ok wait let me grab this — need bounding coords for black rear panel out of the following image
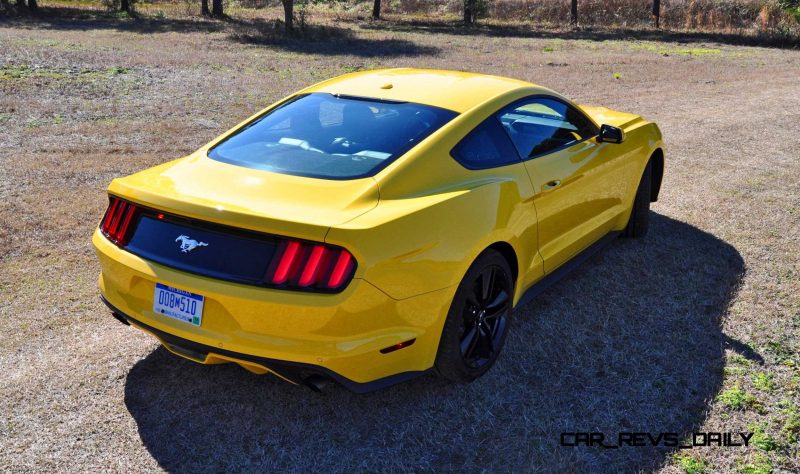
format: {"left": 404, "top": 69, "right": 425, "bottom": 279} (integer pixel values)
{"left": 124, "top": 211, "right": 279, "bottom": 286}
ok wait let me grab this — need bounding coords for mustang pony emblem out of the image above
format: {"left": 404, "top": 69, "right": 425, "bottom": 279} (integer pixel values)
{"left": 175, "top": 235, "right": 208, "bottom": 253}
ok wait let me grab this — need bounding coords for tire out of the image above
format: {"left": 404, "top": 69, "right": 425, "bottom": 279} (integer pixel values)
{"left": 622, "top": 160, "right": 653, "bottom": 238}
{"left": 435, "top": 249, "right": 514, "bottom": 383}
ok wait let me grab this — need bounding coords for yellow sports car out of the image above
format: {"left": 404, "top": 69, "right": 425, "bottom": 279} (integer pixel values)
{"left": 94, "top": 69, "right": 664, "bottom": 392}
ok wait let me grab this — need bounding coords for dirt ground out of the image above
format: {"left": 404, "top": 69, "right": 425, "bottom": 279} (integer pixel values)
{"left": 1, "top": 7, "right": 799, "bottom": 473}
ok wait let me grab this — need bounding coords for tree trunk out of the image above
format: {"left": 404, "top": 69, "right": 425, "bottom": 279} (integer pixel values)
{"left": 120, "top": 0, "right": 130, "bottom": 12}
{"left": 570, "top": 0, "right": 578, "bottom": 26}
{"left": 15, "top": 0, "right": 25, "bottom": 8}
{"left": 201, "top": 0, "right": 209, "bottom": 16}
{"left": 652, "top": 0, "right": 661, "bottom": 28}
{"left": 372, "top": 0, "right": 380, "bottom": 19}
{"left": 282, "top": 0, "right": 293, "bottom": 35}
{"left": 464, "top": 0, "right": 474, "bottom": 25}
{"left": 27, "top": 0, "right": 35, "bottom": 10}
{"left": 212, "top": 0, "right": 223, "bottom": 17}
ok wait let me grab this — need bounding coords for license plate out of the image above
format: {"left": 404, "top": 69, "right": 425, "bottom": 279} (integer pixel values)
{"left": 153, "top": 283, "right": 204, "bottom": 326}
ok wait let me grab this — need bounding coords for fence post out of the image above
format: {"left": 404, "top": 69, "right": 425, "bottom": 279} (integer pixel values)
{"left": 653, "top": 0, "right": 661, "bottom": 28}
{"left": 571, "top": 0, "right": 578, "bottom": 26}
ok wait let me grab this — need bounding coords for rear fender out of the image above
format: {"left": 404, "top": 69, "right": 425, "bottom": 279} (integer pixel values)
{"left": 325, "top": 179, "right": 538, "bottom": 302}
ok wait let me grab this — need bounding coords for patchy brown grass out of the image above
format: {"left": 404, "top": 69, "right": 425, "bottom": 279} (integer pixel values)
{"left": 1, "top": 6, "right": 799, "bottom": 473}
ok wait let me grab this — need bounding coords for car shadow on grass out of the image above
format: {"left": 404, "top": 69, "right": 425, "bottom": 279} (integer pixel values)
{"left": 124, "top": 212, "right": 746, "bottom": 472}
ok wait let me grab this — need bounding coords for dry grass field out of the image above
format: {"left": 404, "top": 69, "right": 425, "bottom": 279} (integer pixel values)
{"left": 1, "top": 6, "right": 799, "bottom": 473}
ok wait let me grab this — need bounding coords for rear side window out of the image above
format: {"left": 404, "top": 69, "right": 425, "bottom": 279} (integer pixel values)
{"left": 497, "top": 97, "right": 598, "bottom": 159}
{"left": 208, "top": 93, "right": 457, "bottom": 180}
{"left": 451, "top": 117, "right": 520, "bottom": 169}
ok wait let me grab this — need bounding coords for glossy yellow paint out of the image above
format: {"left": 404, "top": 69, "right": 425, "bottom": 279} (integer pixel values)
{"left": 94, "top": 68, "right": 664, "bottom": 388}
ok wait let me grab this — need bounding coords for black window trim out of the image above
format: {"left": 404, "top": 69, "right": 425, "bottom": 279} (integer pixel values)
{"left": 448, "top": 114, "right": 523, "bottom": 171}
{"left": 450, "top": 94, "right": 601, "bottom": 171}
{"left": 499, "top": 94, "right": 600, "bottom": 161}
{"left": 206, "top": 92, "right": 460, "bottom": 181}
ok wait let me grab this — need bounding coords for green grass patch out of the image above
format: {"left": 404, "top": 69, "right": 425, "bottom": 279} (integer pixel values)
{"left": 737, "top": 453, "right": 772, "bottom": 474}
{"left": 674, "top": 452, "right": 709, "bottom": 474}
{"left": 106, "top": 66, "right": 129, "bottom": 75}
{"left": 612, "top": 72, "right": 622, "bottom": 80}
{"left": 725, "top": 366, "right": 746, "bottom": 377}
{"left": 718, "top": 386, "right": 760, "bottom": 411}
{"left": 0, "top": 65, "right": 34, "bottom": 80}
{"left": 542, "top": 46, "right": 554, "bottom": 53}
{"left": 764, "top": 339, "right": 795, "bottom": 364}
{"left": 678, "top": 47, "right": 723, "bottom": 56}
{"left": 0, "top": 64, "right": 127, "bottom": 82}
{"left": 749, "top": 423, "right": 780, "bottom": 452}
{"left": 781, "top": 403, "right": 800, "bottom": 444}
{"left": 730, "top": 353, "right": 754, "bottom": 366}
{"left": 630, "top": 43, "right": 722, "bottom": 57}
{"left": 752, "top": 372, "right": 775, "bottom": 392}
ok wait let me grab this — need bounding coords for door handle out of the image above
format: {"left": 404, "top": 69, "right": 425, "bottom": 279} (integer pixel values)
{"left": 543, "top": 180, "right": 561, "bottom": 190}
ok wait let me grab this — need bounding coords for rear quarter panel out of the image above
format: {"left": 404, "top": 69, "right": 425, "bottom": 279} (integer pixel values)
{"left": 326, "top": 174, "right": 540, "bottom": 301}
{"left": 325, "top": 88, "right": 549, "bottom": 303}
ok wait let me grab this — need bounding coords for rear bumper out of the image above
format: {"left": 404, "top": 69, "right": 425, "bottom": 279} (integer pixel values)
{"left": 100, "top": 297, "right": 428, "bottom": 393}
{"left": 93, "top": 229, "right": 455, "bottom": 392}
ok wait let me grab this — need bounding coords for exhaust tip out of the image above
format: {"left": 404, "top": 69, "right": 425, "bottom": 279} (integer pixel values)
{"left": 303, "top": 374, "right": 332, "bottom": 393}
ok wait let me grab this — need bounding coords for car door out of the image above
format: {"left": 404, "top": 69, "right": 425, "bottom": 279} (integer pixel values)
{"left": 497, "top": 96, "right": 628, "bottom": 274}
{"left": 450, "top": 113, "right": 545, "bottom": 290}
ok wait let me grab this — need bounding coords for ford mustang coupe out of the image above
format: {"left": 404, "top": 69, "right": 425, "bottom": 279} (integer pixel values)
{"left": 94, "top": 69, "right": 664, "bottom": 392}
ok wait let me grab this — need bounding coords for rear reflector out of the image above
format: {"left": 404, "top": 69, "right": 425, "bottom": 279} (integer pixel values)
{"left": 380, "top": 338, "right": 416, "bottom": 354}
{"left": 100, "top": 197, "right": 140, "bottom": 245}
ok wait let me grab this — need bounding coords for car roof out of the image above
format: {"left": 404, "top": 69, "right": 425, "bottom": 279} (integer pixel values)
{"left": 303, "top": 68, "right": 541, "bottom": 113}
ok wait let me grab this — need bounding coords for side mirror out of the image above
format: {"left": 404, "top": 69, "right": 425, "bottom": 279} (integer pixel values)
{"left": 597, "top": 124, "right": 625, "bottom": 144}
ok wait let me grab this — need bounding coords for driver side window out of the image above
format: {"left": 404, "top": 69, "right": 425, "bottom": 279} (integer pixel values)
{"left": 497, "top": 98, "right": 598, "bottom": 159}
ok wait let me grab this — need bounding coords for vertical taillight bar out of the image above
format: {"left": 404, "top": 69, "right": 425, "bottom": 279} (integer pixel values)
{"left": 265, "top": 240, "right": 355, "bottom": 291}
{"left": 100, "top": 197, "right": 139, "bottom": 246}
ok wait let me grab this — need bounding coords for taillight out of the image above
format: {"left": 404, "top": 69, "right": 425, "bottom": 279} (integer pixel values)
{"left": 100, "top": 196, "right": 140, "bottom": 246}
{"left": 265, "top": 240, "right": 356, "bottom": 291}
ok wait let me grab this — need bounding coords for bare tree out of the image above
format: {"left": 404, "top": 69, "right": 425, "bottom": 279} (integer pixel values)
{"left": 570, "top": 0, "right": 578, "bottom": 26}
{"left": 653, "top": 0, "right": 661, "bottom": 28}
{"left": 464, "top": 0, "right": 476, "bottom": 25}
{"left": 282, "top": 0, "right": 293, "bottom": 34}
{"left": 372, "top": 0, "right": 380, "bottom": 19}
{"left": 212, "top": 0, "right": 223, "bottom": 17}
{"left": 201, "top": 0, "right": 209, "bottom": 16}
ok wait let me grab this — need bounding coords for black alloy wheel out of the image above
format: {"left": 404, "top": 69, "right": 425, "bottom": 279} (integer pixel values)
{"left": 435, "top": 249, "right": 514, "bottom": 382}
{"left": 460, "top": 265, "right": 511, "bottom": 369}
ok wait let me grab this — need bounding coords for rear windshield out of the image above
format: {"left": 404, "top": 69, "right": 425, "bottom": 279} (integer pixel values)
{"left": 208, "top": 93, "right": 458, "bottom": 179}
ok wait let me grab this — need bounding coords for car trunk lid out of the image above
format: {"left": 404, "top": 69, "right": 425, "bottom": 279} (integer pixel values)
{"left": 108, "top": 153, "right": 380, "bottom": 242}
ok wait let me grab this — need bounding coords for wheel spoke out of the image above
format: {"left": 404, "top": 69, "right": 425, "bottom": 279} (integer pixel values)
{"left": 492, "top": 318, "right": 506, "bottom": 343}
{"left": 456, "top": 260, "right": 512, "bottom": 369}
{"left": 481, "top": 318, "right": 496, "bottom": 338}
{"left": 480, "top": 267, "right": 495, "bottom": 303}
{"left": 485, "top": 289, "right": 509, "bottom": 313}
{"left": 479, "top": 323, "right": 494, "bottom": 355}
{"left": 460, "top": 325, "right": 480, "bottom": 359}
